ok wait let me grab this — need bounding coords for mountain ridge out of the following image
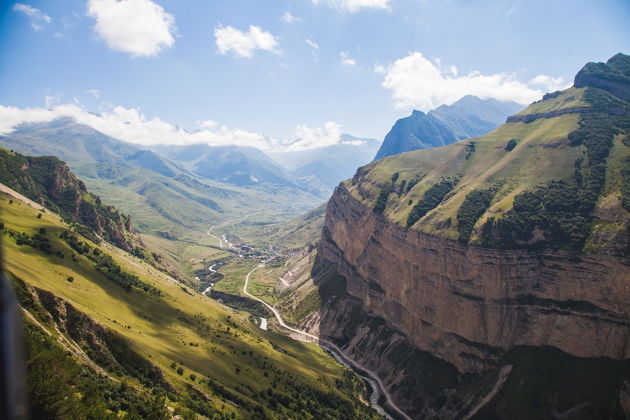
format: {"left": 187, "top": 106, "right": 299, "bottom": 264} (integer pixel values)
{"left": 373, "top": 96, "right": 523, "bottom": 160}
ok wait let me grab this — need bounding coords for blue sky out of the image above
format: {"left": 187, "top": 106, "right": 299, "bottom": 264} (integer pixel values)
{"left": 0, "top": 0, "right": 629, "bottom": 150}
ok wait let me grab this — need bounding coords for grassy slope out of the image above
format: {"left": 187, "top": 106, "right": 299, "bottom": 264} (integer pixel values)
{"left": 1, "top": 193, "right": 375, "bottom": 419}
{"left": 346, "top": 87, "right": 628, "bottom": 245}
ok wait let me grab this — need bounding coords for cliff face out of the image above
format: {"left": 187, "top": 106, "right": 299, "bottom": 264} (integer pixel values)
{"left": 319, "top": 184, "right": 630, "bottom": 374}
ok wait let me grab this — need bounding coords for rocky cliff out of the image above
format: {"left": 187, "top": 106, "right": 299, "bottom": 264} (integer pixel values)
{"left": 321, "top": 184, "right": 630, "bottom": 373}
{"left": 284, "top": 54, "right": 630, "bottom": 418}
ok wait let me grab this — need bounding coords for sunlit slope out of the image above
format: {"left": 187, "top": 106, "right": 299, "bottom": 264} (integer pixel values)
{"left": 343, "top": 58, "right": 630, "bottom": 252}
{"left": 1, "top": 193, "right": 376, "bottom": 419}
{"left": 348, "top": 111, "right": 581, "bottom": 238}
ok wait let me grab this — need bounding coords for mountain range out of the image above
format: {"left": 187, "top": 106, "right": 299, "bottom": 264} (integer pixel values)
{"left": 373, "top": 95, "right": 523, "bottom": 160}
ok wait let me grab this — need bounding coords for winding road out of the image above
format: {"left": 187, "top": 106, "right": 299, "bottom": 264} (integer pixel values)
{"left": 242, "top": 263, "right": 412, "bottom": 420}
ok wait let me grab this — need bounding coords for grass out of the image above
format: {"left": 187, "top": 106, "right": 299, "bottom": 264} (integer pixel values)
{"left": 1, "top": 192, "right": 375, "bottom": 418}
{"left": 514, "top": 87, "right": 588, "bottom": 115}
{"left": 345, "top": 112, "right": 582, "bottom": 242}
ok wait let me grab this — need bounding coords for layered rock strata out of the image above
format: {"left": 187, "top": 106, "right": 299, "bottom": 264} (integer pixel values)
{"left": 318, "top": 184, "right": 630, "bottom": 374}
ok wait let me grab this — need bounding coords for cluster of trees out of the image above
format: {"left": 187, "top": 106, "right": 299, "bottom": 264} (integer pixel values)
{"left": 4, "top": 227, "right": 54, "bottom": 255}
{"left": 407, "top": 177, "right": 459, "bottom": 228}
{"left": 457, "top": 188, "right": 495, "bottom": 243}
{"left": 60, "top": 231, "right": 160, "bottom": 295}
{"left": 465, "top": 141, "right": 476, "bottom": 159}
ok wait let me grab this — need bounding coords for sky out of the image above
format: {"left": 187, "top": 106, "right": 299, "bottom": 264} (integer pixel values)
{"left": 0, "top": 0, "right": 629, "bottom": 152}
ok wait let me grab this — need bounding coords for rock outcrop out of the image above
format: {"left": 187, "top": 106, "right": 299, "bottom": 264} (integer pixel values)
{"left": 0, "top": 148, "right": 135, "bottom": 250}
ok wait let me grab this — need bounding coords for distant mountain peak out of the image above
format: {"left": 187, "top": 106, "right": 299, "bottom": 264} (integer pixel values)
{"left": 374, "top": 95, "right": 524, "bottom": 161}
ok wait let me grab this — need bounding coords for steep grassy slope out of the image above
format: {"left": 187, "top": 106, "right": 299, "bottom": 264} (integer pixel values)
{"left": 1, "top": 193, "right": 377, "bottom": 419}
{"left": 347, "top": 54, "right": 630, "bottom": 254}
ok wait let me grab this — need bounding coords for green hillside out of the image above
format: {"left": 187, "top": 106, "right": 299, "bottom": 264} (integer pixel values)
{"left": 345, "top": 53, "right": 630, "bottom": 254}
{"left": 1, "top": 193, "right": 377, "bottom": 419}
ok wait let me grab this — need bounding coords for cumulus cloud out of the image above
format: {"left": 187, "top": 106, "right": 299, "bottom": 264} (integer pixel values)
{"left": 86, "top": 0, "right": 175, "bottom": 57}
{"left": 281, "top": 11, "right": 303, "bottom": 23}
{"left": 13, "top": 3, "right": 51, "bottom": 31}
{"left": 340, "top": 51, "right": 357, "bottom": 68}
{"left": 0, "top": 104, "right": 353, "bottom": 153}
{"left": 214, "top": 25, "right": 279, "bottom": 58}
{"left": 312, "top": 0, "right": 391, "bottom": 13}
{"left": 380, "top": 51, "right": 569, "bottom": 110}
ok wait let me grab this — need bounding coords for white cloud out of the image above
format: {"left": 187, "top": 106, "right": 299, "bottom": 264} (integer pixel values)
{"left": 288, "top": 122, "right": 343, "bottom": 151}
{"left": 86, "top": 0, "right": 175, "bottom": 57}
{"left": 380, "top": 51, "right": 569, "bottom": 110}
{"left": 0, "top": 104, "right": 358, "bottom": 153}
{"left": 305, "top": 38, "right": 319, "bottom": 49}
{"left": 281, "top": 11, "right": 303, "bottom": 23}
{"left": 528, "top": 74, "right": 568, "bottom": 92}
{"left": 0, "top": 103, "right": 275, "bottom": 150}
{"left": 13, "top": 3, "right": 51, "bottom": 31}
{"left": 313, "top": 0, "right": 392, "bottom": 12}
{"left": 85, "top": 89, "right": 100, "bottom": 99}
{"left": 214, "top": 25, "right": 279, "bottom": 58}
{"left": 340, "top": 51, "right": 357, "bottom": 68}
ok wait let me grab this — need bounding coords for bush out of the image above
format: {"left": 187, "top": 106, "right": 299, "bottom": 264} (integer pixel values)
{"left": 66, "top": 276, "right": 74, "bottom": 283}
{"left": 373, "top": 188, "right": 391, "bottom": 214}
{"left": 505, "top": 138, "right": 518, "bottom": 151}
{"left": 177, "top": 367, "right": 184, "bottom": 376}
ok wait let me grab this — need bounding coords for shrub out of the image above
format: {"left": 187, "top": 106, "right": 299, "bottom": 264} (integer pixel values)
{"left": 505, "top": 138, "right": 518, "bottom": 151}
{"left": 177, "top": 367, "right": 184, "bottom": 376}
{"left": 66, "top": 276, "right": 74, "bottom": 283}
